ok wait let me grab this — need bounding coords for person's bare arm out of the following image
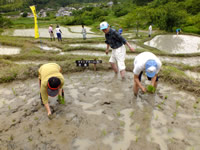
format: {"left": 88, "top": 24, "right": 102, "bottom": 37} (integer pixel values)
{"left": 126, "top": 42, "right": 135, "bottom": 52}
{"left": 134, "top": 74, "right": 146, "bottom": 92}
{"left": 45, "top": 103, "right": 51, "bottom": 116}
{"left": 151, "top": 74, "right": 158, "bottom": 87}
{"left": 106, "top": 44, "right": 110, "bottom": 55}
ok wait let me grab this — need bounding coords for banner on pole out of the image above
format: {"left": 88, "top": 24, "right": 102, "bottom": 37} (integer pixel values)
{"left": 30, "top": 6, "right": 39, "bottom": 38}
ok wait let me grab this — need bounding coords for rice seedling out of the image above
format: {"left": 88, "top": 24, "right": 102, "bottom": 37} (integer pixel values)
{"left": 135, "top": 124, "right": 140, "bottom": 131}
{"left": 176, "top": 100, "right": 180, "bottom": 109}
{"left": 9, "top": 135, "right": 14, "bottom": 141}
{"left": 146, "top": 85, "right": 156, "bottom": 93}
{"left": 12, "top": 88, "right": 16, "bottom": 96}
{"left": 28, "top": 136, "right": 32, "bottom": 142}
{"left": 157, "top": 104, "right": 163, "bottom": 110}
{"left": 117, "top": 112, "right": 121, "bottom": 117}
{"left": 102, "top": 129, "right": 107, "bottom": 136}
{"left": 130, "top": 111, "right": 134, "bottom": 117}
{"left": 135, "top": 135, "right": 139, "bottom": 143}
{"left": 168, "top": 128, "right": 172, "bottom": 133}
{"left": 173, "top": 112, "right": 177, "bottom": 118}
{"left": 155, "top": 114, "right": 158, "bottom": 120}
{"left": 120, "top": 121, "right": 125, "bottom": 127}
{"left": 58, "top": 95, "right": 65, "bottom": 104}
{"left": 193, "top": 103, "right": 197, "bottom": 109}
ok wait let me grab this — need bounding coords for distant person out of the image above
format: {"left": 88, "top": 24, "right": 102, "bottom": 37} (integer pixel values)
{"left": 56, "top": 25, "right": 62, "bottom": 41}
{"left": 148, "top": 25, "right": 152, "bottom": 37}
{"left": 176, "top": 28, "right": 181, "bottom": 35}
{"left": 118, "top": 27, "right": 123, "bottom": 35}
{"left": 38, "top": 63, "right": 65, "bottom": 116}
{"left": 81, "top": 25, "right": 87, "bottom": 40}
{"left": 133, "top": 52, "right": 162, "bottom": 96}
{"left": 100, "top": 21, "right": 135, "bottom": 79}
{"left": 48, "top": 24, "right": 55, "bottom": 41}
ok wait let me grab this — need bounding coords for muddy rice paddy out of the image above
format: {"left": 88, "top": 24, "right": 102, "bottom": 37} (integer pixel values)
{"left": 0, "top": 71, "right": 199, "bottom": 150}
{"left": 144, "top": 35, "right": 200, "bottom": 54}
{"left": 0, "top": 45, "right": 20, "bottom": 55}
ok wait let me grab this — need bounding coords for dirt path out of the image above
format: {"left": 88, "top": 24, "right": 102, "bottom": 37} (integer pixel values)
{"left": 0, "top": 71, "right": 199, "bottom": 150}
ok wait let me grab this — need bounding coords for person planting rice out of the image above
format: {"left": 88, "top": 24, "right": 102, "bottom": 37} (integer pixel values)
{"left": 133, "top": 52, "right": 162, "bottom": 96}
{"left": 100, "top": 21, "right": 135, "bottom": 79}
{"left": 38, "top": 63, "right": 65, "bottom": 117}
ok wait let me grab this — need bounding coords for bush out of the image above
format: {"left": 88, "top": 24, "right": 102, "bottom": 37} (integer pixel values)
{"left": 182, "top": 26, "right": 200, "bottom": 34}
{"left": 113, "top": 5, "right": 129, "bottom": 17}
{"left": 22, "top": 12, "right": 28, "bottom": 17}
{"left": 0, "top": 15, "right": 13, "bottom": 28}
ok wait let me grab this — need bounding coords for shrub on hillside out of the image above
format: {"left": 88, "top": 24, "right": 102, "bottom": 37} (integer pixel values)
{"left": 0, "top": 15, "right": 13, "bottom": 28}
{"left": 22, "top": 12, "right": 28, "bottom": 17}
{"left": 182, "top": 26, "right": 200, "bottom": 34}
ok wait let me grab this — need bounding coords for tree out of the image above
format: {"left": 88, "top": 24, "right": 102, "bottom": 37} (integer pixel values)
{"left": 124, "top": 7, "right": 148, "bottom": 36}
{"left": 0, "top": 14, "right": 12, "bottom": 28}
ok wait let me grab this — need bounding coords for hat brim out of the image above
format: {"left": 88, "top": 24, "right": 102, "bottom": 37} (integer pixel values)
{"left": 146, "top": 71, "right": 156, "bottom": 78}
{"left": 100, "top": 26, "right": 108, "bottom": 30}
{"left": 47, "top": 87, "right": 59, "bottom": 97}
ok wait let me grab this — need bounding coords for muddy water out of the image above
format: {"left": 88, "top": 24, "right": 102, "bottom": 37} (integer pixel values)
{"left": 144, "top": 35, "right": 200, "bottom": 54}
{"left": 0, "top": 45, "right": 20, "bottom": 55}
{"left": 0, "top": 71, "right": 199, "bottom": 150}
{"left": 62, "top": 50, "right": 200, "bottom": 66}
{"left": 185, "top": 70, "right": 200, "bottom": 82}
{"left": 68, "top": 26, "right": 94, "bottom": 34}
{"left": 36, "top": 44, "right": 61, "bottom": 51}
{"left": 3, "top": 26, "right": 103, "bottom": 38}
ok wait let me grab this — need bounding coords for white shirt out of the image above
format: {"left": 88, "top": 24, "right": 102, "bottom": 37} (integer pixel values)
{"left": 149, "top": 25, "right": 152, "bottom": 31}
{"left": 56, "top": 27, "right": 61, "bottom": 33}
{"left": 133, "top": 52, "right": 162, "bottom": 75}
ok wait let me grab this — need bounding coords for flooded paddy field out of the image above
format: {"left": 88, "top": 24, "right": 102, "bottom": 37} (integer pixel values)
{"left": 0, "top": 45, "right": 21, "bottom": 55}
{"left": 144, "top": 35, "right": 200, "bottom": 54}
{"left": 0, "top": 71, "right": 200, "bottom": 150}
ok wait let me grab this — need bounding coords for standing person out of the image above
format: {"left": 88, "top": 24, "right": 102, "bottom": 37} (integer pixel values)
{"left": 133, "top": 52, "right": 162, "bottom": 96}
{"left": 118, "top": 27, "right": 123, "bottom": 35}
{"left": 148, "top": 24, "right": 152, "bottom": 37}
{"left": 38, "top": 63, "right": 65, "bottom": 116}
{"left": 81, "top": 25, "right": 87, "bottom": 40}
{"left": 48, "top": 24, "right": 55, "bottom": 41}
{"left": 100, "top": 21, "right": 135, "bottom": 79}
{"left": 56, "top": 25, "right": 62, "bottom": 41}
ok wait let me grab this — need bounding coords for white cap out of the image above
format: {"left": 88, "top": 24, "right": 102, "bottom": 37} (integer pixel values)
{"left": 100, "top": 22, "right": 109, "bottom": 30}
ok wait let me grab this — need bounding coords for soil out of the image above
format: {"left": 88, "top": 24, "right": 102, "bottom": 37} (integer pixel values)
{"left": 0, "top": 71, "right": 199, "bottom": 150}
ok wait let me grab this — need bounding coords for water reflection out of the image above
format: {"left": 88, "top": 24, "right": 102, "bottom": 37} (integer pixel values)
{"left": 144, "top": 35, "right": 200, "bottom": 54}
